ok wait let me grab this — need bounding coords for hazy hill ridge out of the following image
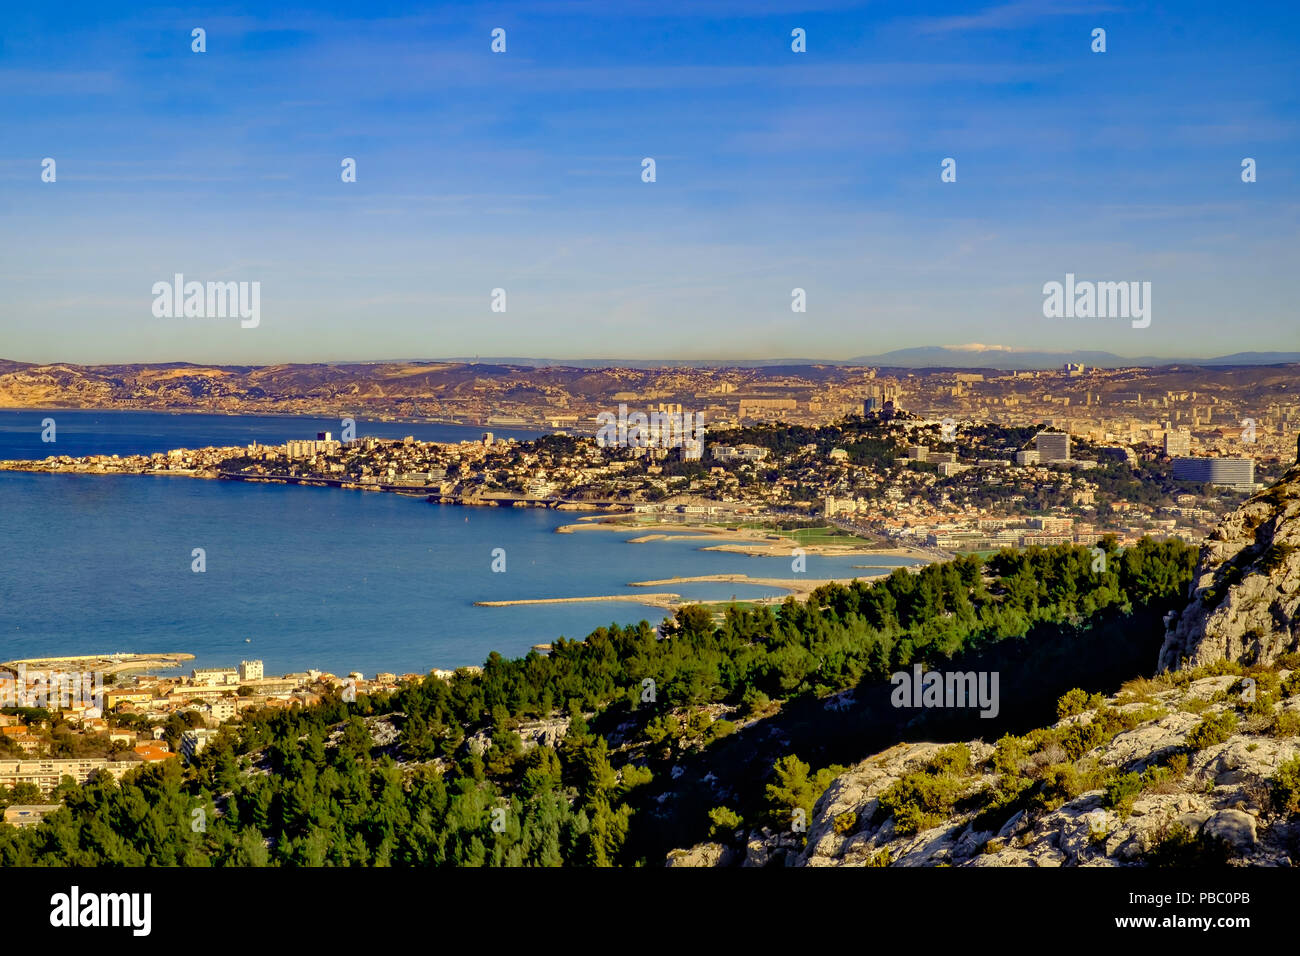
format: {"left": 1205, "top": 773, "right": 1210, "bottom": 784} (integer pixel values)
{"left": 1, "top": 358, "right": 1297, "bottom": 424}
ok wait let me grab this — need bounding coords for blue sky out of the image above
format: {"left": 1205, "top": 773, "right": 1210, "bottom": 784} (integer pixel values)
{"left": 1, "top": 0, "right": 1297, "bottom": 364}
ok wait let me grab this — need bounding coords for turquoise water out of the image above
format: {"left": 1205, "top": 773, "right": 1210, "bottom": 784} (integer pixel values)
{"left": 0, "top": 411, "right": 917, "bottom": 676}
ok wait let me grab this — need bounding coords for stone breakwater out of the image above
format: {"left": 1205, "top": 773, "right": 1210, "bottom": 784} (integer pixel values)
{"left": 475, "top": 593, "right": 681, "bottom": 608}
{"left": 476, "top": 571, "right": 892, "bottom": 614}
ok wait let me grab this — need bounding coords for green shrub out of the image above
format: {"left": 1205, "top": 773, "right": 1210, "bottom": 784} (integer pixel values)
{"left": 764, "top": 754, "right": 844, "bottom": 828}
{"left": 707, "top": 805, "right": 743, "bottom": 840}
{"left": 1057, "top": 687, "right": 1105, "bottom": 719}
{"left": 1059, "top": 706, "right": 1143, "bottom": 760}
{"left": 992, "top": 734, "right": 1032, "bottom": 777}
{"left": 1261, "top": 542, "right": 1297, "bottom": 575}
{"left": 709, "top": 719, "right": 737, "bottom": 740}
{"left": 1060, "top": 721, "right": 1107, "bottom": 761}
{"left": 1038, "top": 762, "right": 1108, "bottom": 811}
{"left": 925, "top": 743, "right": 972, "bottom": 777}
{"left": 1270, "top": 710, "right": 1300, "bottom": 739}
{"left": 969, "top": 775, "right": 1034, "bottom": 834}
{"left": 1147, "top": 823, "right": 1230, "bottom": 867}
{"left": 643, "top": 713, "right": 682, "bottom": 747}
{"left": 742, "top": 687, "right": 771, "bottom": 717}
{"left": 833, "top": 810, "right": 858, "bottom": 835}
{"left": 685, "top": 709, "right": 713, "bottom": 739}
{"left": 1186, "top": 711, "right": 1238, "bottom": 750}
{"left": 878, "top": 772, "right": 963, "bottom": 835}
{"left": 1164, "top": 752, "right": 1189, "bottom": 777}
{"left": 1269, "top": 755, "right": 1300, "bottom": 815}
{"left": 1242, "top": 692, "right": 1277, "bottom": 718}
{"left": 1104, "top": 771, "right": 1144, "bottom": 815}
{"left": 1245, "top": 669, "right": 1282, "bottom": 697}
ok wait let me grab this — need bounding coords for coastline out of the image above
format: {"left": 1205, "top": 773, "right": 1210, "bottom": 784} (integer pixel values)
{"left": 555, "top": 517, "right": 933, "bottom": 560}
{"left": 0, "top": 403, "right": 541, "bottom": 432}
{"left": 1, "top": 424, "right": 938, "bottom": 676}
{"left": 0, "top": 462, "right": 629, "bottom": 511}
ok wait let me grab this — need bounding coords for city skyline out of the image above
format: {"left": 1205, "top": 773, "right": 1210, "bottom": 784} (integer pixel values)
{"left": 3, "top": 0, "right": 1297, "bottom": 365}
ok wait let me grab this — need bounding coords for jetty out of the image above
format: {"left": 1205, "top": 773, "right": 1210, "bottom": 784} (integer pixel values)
{"left": 0, "top": 652, "right": 194, "bottom": 678}
{"left": 475, "top": 593, "right": 680, "bottom": 609}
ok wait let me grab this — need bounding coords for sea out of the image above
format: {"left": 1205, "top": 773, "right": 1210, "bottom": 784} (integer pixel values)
{"left": 0, "top": 409, "right": 918, "bottom": 677}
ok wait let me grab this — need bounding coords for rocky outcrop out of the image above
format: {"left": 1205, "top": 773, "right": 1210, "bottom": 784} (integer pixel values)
{"left": 798, "top": 677, "right": 1298, "bottom": 866}
{"left": 665, "top": 842, "right": 738, "bottom": 867}
{"left": 466, "top": 716, "right": 570, "bottom": 756}
{"left": 671, "top": 673, "right": 1300, "bottom": 867}
{"left": 1159, "top": 468, "right": 1300, "bottom": 671}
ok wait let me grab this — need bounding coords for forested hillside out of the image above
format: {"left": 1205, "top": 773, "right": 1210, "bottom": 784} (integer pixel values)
{"left": 0, "top": 538, "right": 1197, "bottom": 866}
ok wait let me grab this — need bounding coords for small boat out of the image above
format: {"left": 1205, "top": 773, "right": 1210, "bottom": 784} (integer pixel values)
{"left": 244, "top": 638, "right": 251, "bottom": 643}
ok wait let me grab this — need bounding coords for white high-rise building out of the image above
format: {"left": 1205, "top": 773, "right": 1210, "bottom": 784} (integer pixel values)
{"left": 1164, "top": 424, "right": 1191, "bottom": 458}
{"left": 239, "top": 660, "right": 263, "bottom": 682}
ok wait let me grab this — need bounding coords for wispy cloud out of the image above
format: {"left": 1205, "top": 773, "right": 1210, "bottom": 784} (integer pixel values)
{"left": 913, "top": 1, "right": 1121, "bottom": 35}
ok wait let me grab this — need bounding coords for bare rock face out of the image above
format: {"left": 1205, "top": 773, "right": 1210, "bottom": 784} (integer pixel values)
{"left": 1159, "top": 469, "right": 1300, "bottom": 671}
{"left": 772, "top": 675, "right": 1300, "bottom": 868}
{"left": 668, "top": 674, "right": 1300, "bottom": 867}
{"left": 664, "top": 842, "right": 738, "bottom": 867}
{"left": 1202, "top": 809, "right": 1257, "bottom": 851}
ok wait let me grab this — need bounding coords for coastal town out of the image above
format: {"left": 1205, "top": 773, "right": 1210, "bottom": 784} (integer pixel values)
{"left": 0, "top": 652, "right": 466, "bottom": 820}
{"left": 3, "top": 361, "right": 1294, "bottom": 556}
{"left": 1, "top": 359, "right": 1296, "bottom": 446}
{"left": 1, "top": 360, "right": 1296, "bottom": 815}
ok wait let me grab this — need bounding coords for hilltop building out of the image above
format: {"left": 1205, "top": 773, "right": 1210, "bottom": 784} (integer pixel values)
{"left": 711, "top": 444, "right": 769, "bottom": 463}
{"left": 181, "top": 728, "right": 221, "bottom": 763}
{"left": 1035, "top": 432, "right": 1071, "bottom": 463}
{"left": 1173, "top": 457, "right": 1255, "bottom": 491}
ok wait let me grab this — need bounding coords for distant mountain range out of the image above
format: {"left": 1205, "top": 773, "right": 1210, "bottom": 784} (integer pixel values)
{"left": 426, "top": 348, "right": 1300, "bottom": 370}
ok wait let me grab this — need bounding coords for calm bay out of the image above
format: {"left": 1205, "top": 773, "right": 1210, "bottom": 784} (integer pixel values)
{"left": 0, "top": 410, "right": 915, "bottom": 676}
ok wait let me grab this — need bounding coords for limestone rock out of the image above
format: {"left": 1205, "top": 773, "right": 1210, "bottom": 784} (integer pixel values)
{"left": 1159, "top": 469, "right": 1300, "bottom": 670}
{"left": 665, "top": 842, "right": 738, "bottom": 867}
{"left": 785, "top": 677, "right": 1299, "bottom": 868}
{"left": 1202, "top": 809, "right": 1257, "bottom": 851}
